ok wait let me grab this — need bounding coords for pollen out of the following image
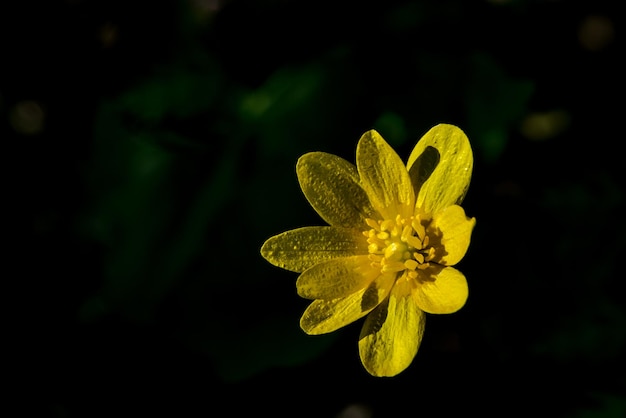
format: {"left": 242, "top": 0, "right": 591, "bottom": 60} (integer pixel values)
{"left": 365, "top": 215, "right": 435, "bottom": 282}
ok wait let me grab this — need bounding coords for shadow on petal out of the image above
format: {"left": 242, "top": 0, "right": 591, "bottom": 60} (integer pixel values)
{"left": 408, "top": 145, "right": 440, "bottom": 197}
{"left": 359, "top": 297, "right": 389, "bottom": 339}
{"left": 362, "top": 280, "right": 383, "bottom": 311}
{"left": 424, "top": 222, "right": 449, "bottom": 265}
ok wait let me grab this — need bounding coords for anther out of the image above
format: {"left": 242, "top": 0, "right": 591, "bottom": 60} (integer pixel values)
{"left": 365, "top": 218, "right": 380, "bottom": 231}
{"left": 381, "top": 220, "right": 395, "bottom": 232}
{"left": 401, "top": 225, "right": 412, "bottom": 242}
{"left": 411, "top": 219, "right": 425, "bottom": 239}
{"left": 425, "top": 247, "right": 436, "bottom": 261}
{"left": 381, "top": 261, "right": 406, "bottom": 273}
{"left": 364, "top": 214, "right": 437, "bottom": 277}
{"left": 404, "top": 259, "right": 418, "bottom": 270}
{"left": 406, "top": 235, "right": 423, "bottom": 250}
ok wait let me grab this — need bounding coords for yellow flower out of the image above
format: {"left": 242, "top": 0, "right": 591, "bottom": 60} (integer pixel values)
{"left": 260, "top": 124, "right": 476, "bottom": 377}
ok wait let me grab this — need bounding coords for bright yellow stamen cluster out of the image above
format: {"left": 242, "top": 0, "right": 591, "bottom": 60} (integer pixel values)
{"left": 364, "top": 214, "right": 436, "bottom": 281}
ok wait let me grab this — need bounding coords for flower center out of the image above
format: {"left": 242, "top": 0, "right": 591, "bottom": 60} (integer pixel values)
{"left": 364, "top": 214, "right": 436, "bottom": 281}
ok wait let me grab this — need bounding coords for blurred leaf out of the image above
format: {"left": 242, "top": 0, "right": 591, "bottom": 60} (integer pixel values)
{"left": 465, "top": 52, "right": 534, "bottom": 162}
{"left": 531, "top": 173, "right": 626, "bottom": 363}
{"left": 373, "top": 111, "right": 408, "bottom": 147}
{"left": 384, "top": 1, "right": 428, "bottom": 32}
{"left": 118, "top": 69, "right": 221, "bottom": 121}
{"left": 240, "top": 64, "right": 326, "bottom": 156}
{"left": 80, "top": 96, "right": 242, "bottom": 322}
{"left": 573, "top": 394, "right": 626, "bottom": 418}
{"left": 204, "top": 315, "right": 338, "bottom": 382}
{"left": 533, "top": 300, "right": 626, "bottom": 363}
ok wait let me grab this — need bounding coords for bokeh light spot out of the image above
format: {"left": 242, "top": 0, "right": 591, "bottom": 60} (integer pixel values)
{"left": 9, "top": 99, "right": 45, "bottom": 135}
{"left": 337, "top": 403, "right": 373, "bottom": 418}
{"left": 578, "top": 15, "right": 614, "bottom": 51}
{"left": 520, "top": 109, "right": 570, "bottom": 141}
{"left": 99, "top": 22, "right": 119, "bottom": 48}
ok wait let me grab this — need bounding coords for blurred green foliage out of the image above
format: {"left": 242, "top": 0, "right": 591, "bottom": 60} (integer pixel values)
{"left": 5, "top": 0, "right": 624, "bottom": 416}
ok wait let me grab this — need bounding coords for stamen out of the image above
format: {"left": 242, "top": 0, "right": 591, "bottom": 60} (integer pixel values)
{"left": 381, "top": 219, "right": 395, "bottom": 232}
{"left": 404, "top": 259, "right": 418, "bottom": 270}
{"left": 365, "top": 218, "right": 380, "bottom": 231}
{"left": 377, "top": 231, "right": 390, "bottom": 240}
{"left": 405, "top": 235, "right": 423, "bottom": 250}
{"left": 401, "top": 225, "right": 412, "bottom": 242}
{"left": 381, "top": 261, "right": 406, "bottom": 273}
{"left": 411, "top": 219, "right": 425, "bottom": 239}
{"left": 425, "top": 247, "right": 436, "bottom": 261}
{"left": 364, "top": 214, "right": 437, "bottom": 278}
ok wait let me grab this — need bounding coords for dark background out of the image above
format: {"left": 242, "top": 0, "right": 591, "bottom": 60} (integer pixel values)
{"left": 5, "top": 0, "right": 625, "bottom": 417}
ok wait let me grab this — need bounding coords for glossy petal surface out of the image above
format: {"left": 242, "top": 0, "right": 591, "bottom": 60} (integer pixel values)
{"left": 358, "top": 279, "right": 426, "bottom": 377}
{"left": 297, "top": 255, "right": 379, "bottom": 300}
{"left": 414, "top": 265, "right": 468, "bottom": 314}
{"left": 407, "top": 124, "right": 473, "bottom": 214}
{"left": 297, "top": 152, "right": 378, "bottom": 228}
{"left": 260, "top": 227, "right": 368, "bottom": 273}
{"left": 300, "top": 273, "right": 395, "bottom": 335}
{"left": 357, "top": 130, "right": 415, "bottom": 220}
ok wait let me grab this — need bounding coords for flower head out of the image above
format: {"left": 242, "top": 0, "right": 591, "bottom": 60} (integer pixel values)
{"left": 261, "top": 124, "right": 475, "bottom": 377}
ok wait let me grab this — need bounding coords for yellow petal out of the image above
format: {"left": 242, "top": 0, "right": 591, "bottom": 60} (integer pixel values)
{"left": 260, "top": 227, "right": 368, "bottom": 273}
{"left": 414, "top": 265, "right": 468, "bottom": 314}
{"left": 300, "top": 272, "right": 395, "bottom": 335}
{"left": 356, "top": 130, "right": 415, "bottom": 220}
{"left": 428, "top": 205, "right": 476, "bottom": 266}
{"left": 296, "top": 152, "right": 379, "bottom": 228}
{"left": 297, "top": 255, "right": 379, "bottom": 300}
{"left": 407, "top": 124, "right": 473, "bottom": 214}
{"left": 358, "top": 279, "right": 426, "bottom": 377}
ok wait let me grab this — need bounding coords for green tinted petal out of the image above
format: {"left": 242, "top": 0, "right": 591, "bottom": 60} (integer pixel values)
{"left": 407, "top": 124, "right": 473, "bottom": 214}
{"left": 428, "top": 204, "right": 476, "bottom": 266}
{"left": 260, "top": 227, "right": 368, "bottom": 273}
{"left": 358, "top": 279, "right": 426, "bottom": 377}
{"left": 296, "top": 255, "right": 379, "bottom": 300}
{"left": 297, "top": 152, "right": 378, "bottom": 228}
{"left": 414, "top": 265, "right": 468, "bottom": 314}
{"left": 356, "top": 130, "right": 415, "bottom": 220}
{"left": 300, "top": 272, "right": 395, "bottom": 335}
